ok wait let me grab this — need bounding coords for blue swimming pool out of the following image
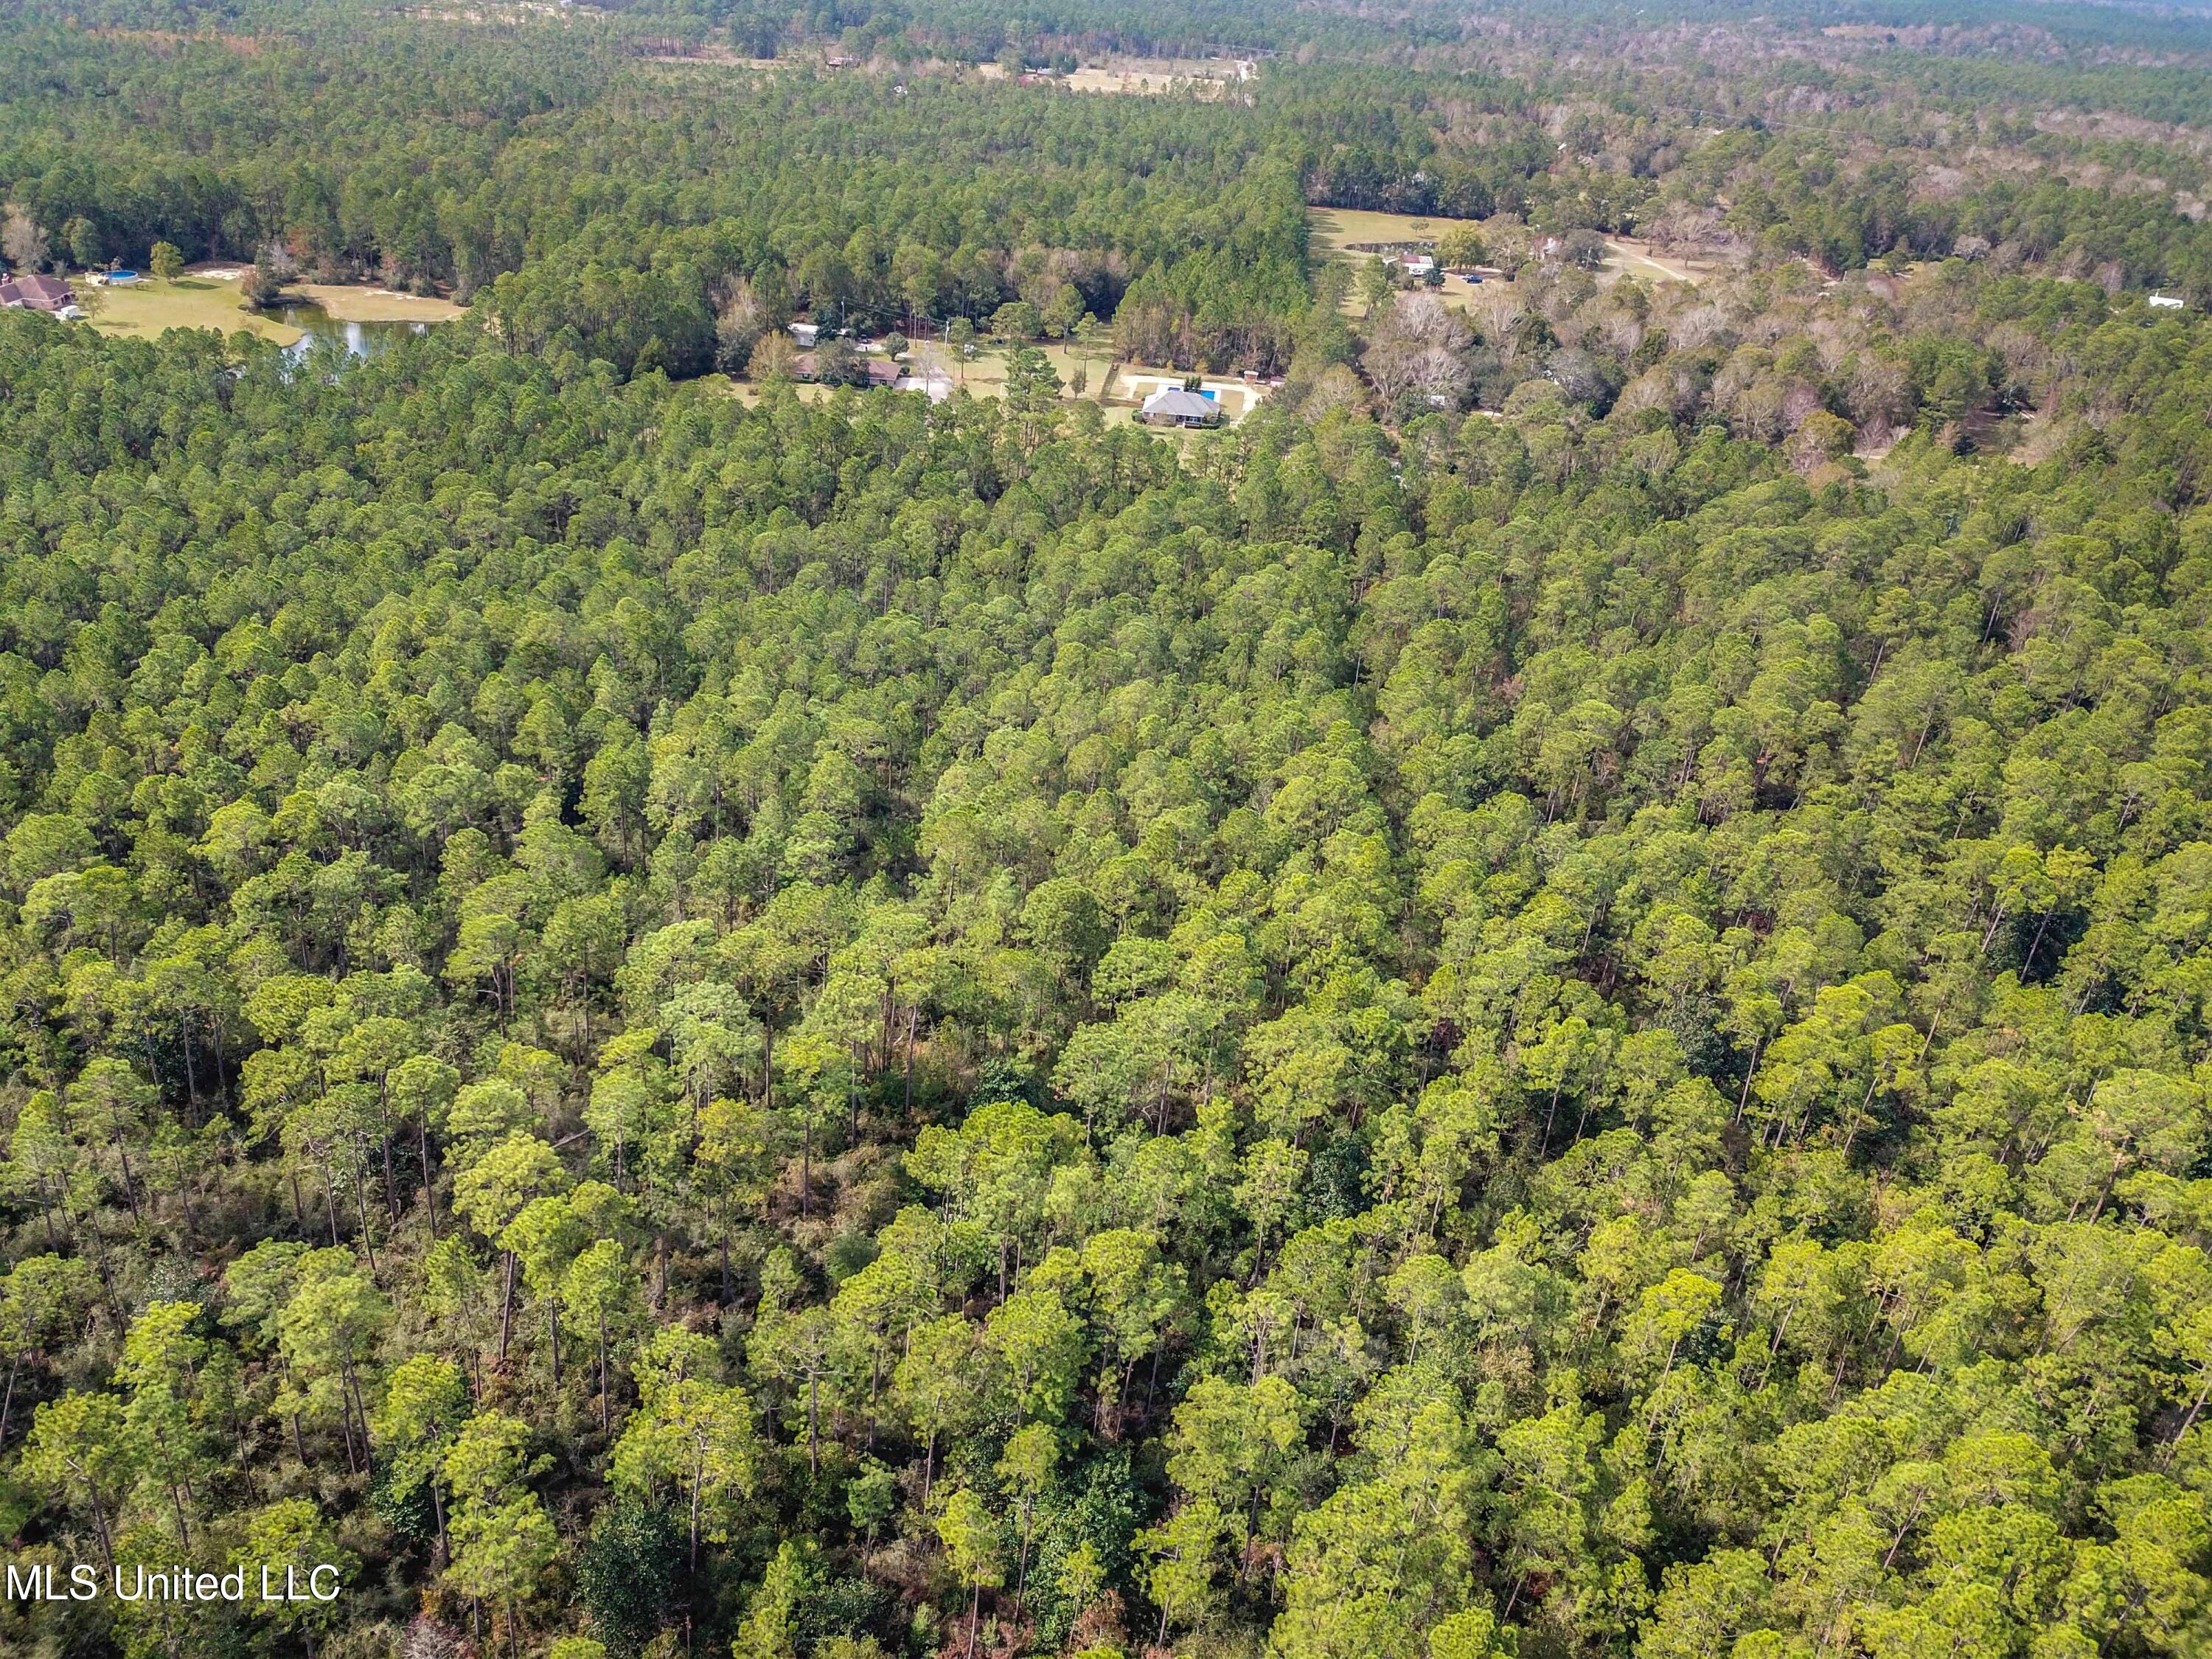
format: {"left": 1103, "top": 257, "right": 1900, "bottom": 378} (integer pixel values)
{"left": 106, "top": 270, "right": 140, "bottom": 283}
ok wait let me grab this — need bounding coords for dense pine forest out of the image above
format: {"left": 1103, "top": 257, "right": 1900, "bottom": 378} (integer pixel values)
{"left": 8, "top": 2, "right": 2212, "bottom": 1658}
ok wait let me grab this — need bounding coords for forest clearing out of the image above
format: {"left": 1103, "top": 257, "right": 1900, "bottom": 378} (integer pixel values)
{"left": 1064, "top": 58, "right": 1256, "bottom": 96}
{"left": 83, "top": 268, "right": 462, "bottom": 346}
{"left": 82, "top": 268, "right": 306, "bottom": 344}
{"left": 1308, "top": 206, "right": 1719, "bottom": 297}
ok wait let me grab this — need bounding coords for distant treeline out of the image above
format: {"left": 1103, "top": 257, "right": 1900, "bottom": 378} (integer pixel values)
{"left": 4, "top": 0, "right": 2212, "bottom": 383}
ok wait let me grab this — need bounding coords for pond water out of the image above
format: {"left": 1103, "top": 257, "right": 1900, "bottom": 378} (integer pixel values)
{"left": 272, "top": 299, "right": 437, "bottom": 359}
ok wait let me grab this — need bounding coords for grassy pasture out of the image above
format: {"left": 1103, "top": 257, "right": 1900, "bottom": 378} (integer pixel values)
{"left": 83, "top": 271, "right": 302, "bottom": 344}
{"left": 1308, "top": 206, "right": 1718, "bottom": 310}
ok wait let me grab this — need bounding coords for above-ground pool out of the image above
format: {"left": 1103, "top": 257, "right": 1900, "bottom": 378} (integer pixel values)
{"left": 105, "top": 270, "right": 140, "bottom": 283}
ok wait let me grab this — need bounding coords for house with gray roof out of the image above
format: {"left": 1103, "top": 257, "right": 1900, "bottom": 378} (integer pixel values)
{"left": 1139, "top": 386, "right": 1221, "bottom": 427}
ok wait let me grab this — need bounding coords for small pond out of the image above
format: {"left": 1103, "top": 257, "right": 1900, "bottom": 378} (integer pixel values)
{"left": 272, "top": 299, "right": 437, "bottom": 359}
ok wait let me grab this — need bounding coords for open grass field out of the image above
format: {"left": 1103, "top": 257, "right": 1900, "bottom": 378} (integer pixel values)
{"left": 292, "top": 283, "right": 464, "bottom": 323}
{"left": 715, "top": 339, "right": 1260, "bottom": 425}
{"left": 85, "top": 268, "right": 465, "bottom": 344}
{"left": 719, "top": 386, "right": 1152, "bottom": 428}
{"left": 1065, "top": 57, "right": 1254, "bottom": 96}
{"left": 1310, "top": 207, "right": 1495, "bottom": 320}
{"left": 709, "top": 375, "right": 836, "bottom": 408}
{"left": 909, "top": 340, "right": 1113, "bottom": 394}
{"left": 1604, "top": 236, "right": 1725, "bottom": 285}
{"left": 85, "top": 272, "right": 304, "bottom": 344}
{"left": 1309, "top": 206, "right": 1472, "bottom": 259}
{"left": 726, "top": 341, "right": 1116, "bottom": 400}
{"left": 1307, "top": 206, "right": 1717, "bottom": 304}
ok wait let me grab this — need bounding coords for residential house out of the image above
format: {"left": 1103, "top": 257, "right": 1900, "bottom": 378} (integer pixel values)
{"left": 2149, "top": 293, "right": 2186, "bottom": 310}
{"left": 1140, "top": 387, "right": 1222, "bottom": 428}
{"left": 0, "top": 274, "right": 74, "bottom": 313}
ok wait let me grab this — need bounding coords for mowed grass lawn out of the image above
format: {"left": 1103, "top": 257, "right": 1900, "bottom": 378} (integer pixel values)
{"left": 292, "top": 283, "right": 463, "bottom": 324}
{"left": 1309, "top": 206, "right": 1487, "bottom": 319}
{"left": 928, "top": 340, "right": 1113, "bottom": 394}
{"left": 718, "top": 339, "right": 1119, "bottom": 401}
{"left": 86, "top": 273, "right": 304, "bottom": 344}
{"left": 84, "top": 270, "right": 465, "bottom": 344}
{"left": 708, "top": 342, "right": 1207, "bottom": 435}
{"left": 1309, "top": 205, "right": 1478, "bottom": 261}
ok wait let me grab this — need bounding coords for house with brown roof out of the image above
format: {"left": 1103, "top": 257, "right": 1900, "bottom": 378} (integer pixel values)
{"left": 0, "top": 274, "right": 74, "bottom": 313}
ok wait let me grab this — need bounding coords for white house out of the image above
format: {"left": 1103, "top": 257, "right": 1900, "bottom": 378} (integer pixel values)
{"left": 788, "top": 321, "right": 821, "bottom": 347}
{"left": 2149, "top": 293, "right": 2185, "bottom": 310}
